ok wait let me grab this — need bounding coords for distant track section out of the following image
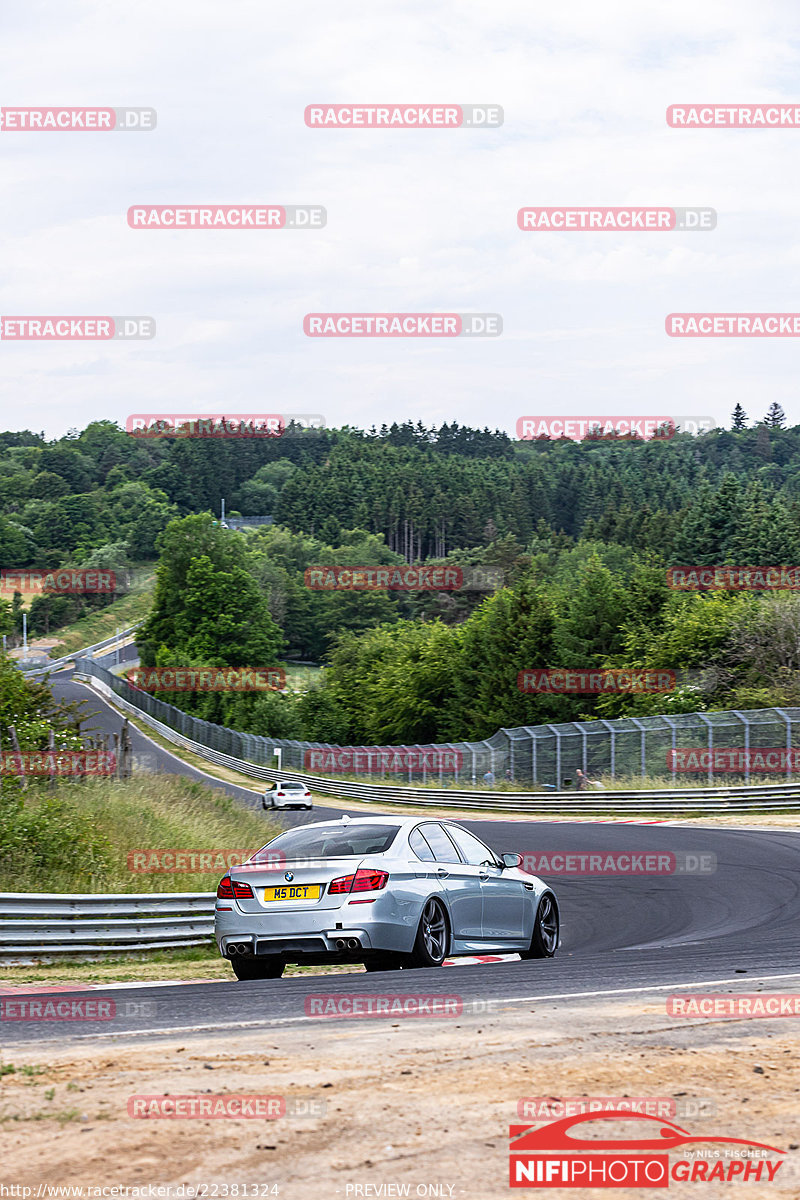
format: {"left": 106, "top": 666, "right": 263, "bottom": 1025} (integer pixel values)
{"left": 18, "top": 624, "right": 141, "bottom": 677}
{"left": 73, "top": 671, "right": 800, "bottom": 815}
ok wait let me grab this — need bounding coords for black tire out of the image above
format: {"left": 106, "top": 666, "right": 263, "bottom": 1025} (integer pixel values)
{"left": 230, "top": 955, "right": 285, "bottom": 980}
{"left": 407, "top": 897, "right": 449, "bottom": 968}
{"left": 364, "top": 954, "right": 404, "bottom": 972}
{"left": 520, "top": 893, "right": 559, "bottom": 959}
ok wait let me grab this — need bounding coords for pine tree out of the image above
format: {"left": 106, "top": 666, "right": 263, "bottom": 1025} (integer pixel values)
{"left": 731, "top": 403, "right": 747, "bottom": 430}
{"left": 552, "top": 555, "right": 629, "bottom": 666}
{"left": 765, "top": 402, "right": 786, "bottom": 429}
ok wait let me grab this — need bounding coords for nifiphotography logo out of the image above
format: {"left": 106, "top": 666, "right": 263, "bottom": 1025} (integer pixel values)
{"left": 509, "top": 1111, "right": 785, "bottom": 1187}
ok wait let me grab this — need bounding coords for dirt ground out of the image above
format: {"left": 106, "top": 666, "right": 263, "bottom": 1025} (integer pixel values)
{"left": 2, "top": 994, "right": 798, "bottom": 1198}
{"left": 6, "top": 635, "right": 64, "bottom": 658}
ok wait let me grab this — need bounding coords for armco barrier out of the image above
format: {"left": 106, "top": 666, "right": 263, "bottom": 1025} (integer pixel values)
{"left": 0, "top": 892, "right": 214, "bottom": 956}
{"left": 73, "top": 670, "right": 800, "bottom": 814}
{"left": 73, "top": 658, "right": 800, "bottom": 789}
{"left": 18, "top": 624, "right": 141, "bottom": 677}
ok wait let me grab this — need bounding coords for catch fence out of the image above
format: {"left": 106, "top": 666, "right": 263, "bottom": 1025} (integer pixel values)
{"left": 73, "top": 659, "right": 800, "bottom": 788}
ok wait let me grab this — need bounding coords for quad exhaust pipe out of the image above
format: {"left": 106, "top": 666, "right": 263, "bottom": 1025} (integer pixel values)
{"left": 229, "top": 937, "right": 363, "bottom": 956}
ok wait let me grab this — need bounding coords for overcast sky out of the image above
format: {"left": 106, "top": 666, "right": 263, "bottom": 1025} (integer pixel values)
{"left": 2, "top": 0, "right": 800, "bottom": 441}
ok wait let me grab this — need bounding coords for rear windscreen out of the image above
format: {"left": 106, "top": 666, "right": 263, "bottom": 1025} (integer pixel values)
{"left": 251, "top": 824, "right": 399, "bottom": 860}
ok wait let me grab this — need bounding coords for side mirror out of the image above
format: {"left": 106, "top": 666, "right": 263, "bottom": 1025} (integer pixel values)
{"left": 501, "top": 853, "right": 522, "bottom": 869}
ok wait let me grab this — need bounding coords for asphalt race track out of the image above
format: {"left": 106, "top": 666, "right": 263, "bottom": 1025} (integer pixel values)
{"left": 7, "top": 665, "right": 799, "bottom": 1047}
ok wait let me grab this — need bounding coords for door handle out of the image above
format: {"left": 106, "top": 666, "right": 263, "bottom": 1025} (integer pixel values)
{"left": 479, "top": 871, "right": 489, "bottom": 881}
{"left": 436, "top": 867, "right": 450, "bottom": 878}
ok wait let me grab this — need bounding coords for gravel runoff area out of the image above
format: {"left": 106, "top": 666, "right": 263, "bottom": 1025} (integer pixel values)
{"left": 2, "top": 986, "right": 799, "bottom": 1198}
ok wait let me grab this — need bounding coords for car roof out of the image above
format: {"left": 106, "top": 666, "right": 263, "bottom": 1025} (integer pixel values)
{"left": 279, "top": 815, "right": 456, "bottom": 831}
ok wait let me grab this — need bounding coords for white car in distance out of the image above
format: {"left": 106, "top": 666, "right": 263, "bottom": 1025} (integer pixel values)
{"left": 263, "top": 780, "right": 314, "bottom": 810}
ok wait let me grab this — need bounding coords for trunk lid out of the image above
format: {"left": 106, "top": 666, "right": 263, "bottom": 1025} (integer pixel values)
{"left": 230, "top": 855, "right": 369, "bottom": 913}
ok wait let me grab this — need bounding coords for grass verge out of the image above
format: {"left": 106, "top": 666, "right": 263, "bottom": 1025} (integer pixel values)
{"left": 0, "top": 771, "right": 278, "bottom": 893}
{"left": 0, "top": 946, "right": 364, "bottom": 986}
{"left": 48, "top": 568, "right": 155, "bottom": 657}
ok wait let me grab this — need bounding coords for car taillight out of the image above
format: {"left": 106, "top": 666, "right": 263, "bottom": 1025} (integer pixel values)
{"left": 328, "top": 869, "right": 389, "bottom": 895}
{"left": 352, "top": 869, "right": 389, "bottom": 891}
{"left": 216, "top": 874, "right": 254, "bottom": 899}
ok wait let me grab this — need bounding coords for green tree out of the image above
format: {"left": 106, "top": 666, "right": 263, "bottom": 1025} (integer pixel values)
{"left": 168, "top": 555, "right": 285, "bottom": 666}
{"left": 138, "top": 514, "right": 250, "bottom": 664}
{"left": 764, "top": 402, "right": 786, "bottom": 429}
{"left": 731, "top": 403, "right": 748, "bottom": 430}
{"left": 552, "top": 555, "right": 629, "bottom": 667}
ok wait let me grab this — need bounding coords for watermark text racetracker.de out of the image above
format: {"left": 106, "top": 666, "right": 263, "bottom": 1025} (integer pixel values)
{"left": 668, "top": 748, "right": 800, "bottom": 774}
{"left": 516, "top": 416, "right": 716, "bottom": 440}
{"left": 127, "top": 848, "right": 265, "bottom": 873}
{"left": 668, "top": 103, "right": 800, "bottom": 127}
{"left": 304, "top": 993, "right": 498, "bottom": 1017}
{"left": 0, "top": 996, "right": 156, "bottom": 1020}
{"left": 126, "top": 414, "right": 324, "bottom": 438}
{"left": 668, "top": 565, "right": 800, "bottom": 591}
{"left": 518, "top": 207, "right": 715, "bottom": 231}
{"left": 667, "top": 313, "right": 800, "bottom": 336}
{"left": 0, "top": 1188, "right": 280, "bottom": 1199}
{"left": 305, "top": 565, "right": 463, "bottom": 590}
{"left": 1, "top": 106, "right": 155, "bottom": 130}
{"left": 517, "top": 1096, "right": 717, "bottom": 1119}
{"left": 518, "top": 668, "right": 675, "bottom": 694}
{"left": 304, "top": 747, "right": 462, "bottom": 774}
{"left": 128, "top": 1094, "right": 325, "bottom": 1118}
{"left": 667, "top": 993, "right": 800, "bottom": 1018}
{"left": 0, "top": 751, "right": 116, "bottom": 777}
{"left": 304, "top": 103, "right": 503, "bottom": 128}
{"left": 518, "top": 667, "right": 717, "bottom": 694}
{"left": 125, "top": 667, "right": 285, "bottom": 692}
{"left": 304, "top": 313, "right": 501, "bottom": 337}
{"left": 128, "top": 205, "right": 325, "bottom": 229}
{"left": 519, "top": 851, "right": 716, "bottom": 875}
{"left": 1, "top": 317, "right": 154, "bottom": 340}
{"left": 0, "top": 568, "right": 116, "bottom": 593}
{"left": 304, "top": 564, "right": 503, "bottom": 592}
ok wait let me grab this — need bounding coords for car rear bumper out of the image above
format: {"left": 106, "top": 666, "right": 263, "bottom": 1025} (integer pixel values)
{"left": 215, "top": 902, "right": 415, "bottom": 959}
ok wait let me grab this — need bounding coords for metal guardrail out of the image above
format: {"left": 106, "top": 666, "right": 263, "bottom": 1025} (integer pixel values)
{"left": 18, "top": 624, "right": 141, "bottom": 677}
{"left": 75, "top": 672, "right": 800, "bottom": 814}
{"left": 73, "top": 656, "right": 800, "bottom": 789}
{"left": 0, "top": 891, "right": 215, "bottom": 955}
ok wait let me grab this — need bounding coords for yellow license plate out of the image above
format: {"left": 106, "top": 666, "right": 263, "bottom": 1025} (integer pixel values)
{"left": 263, "top": 884, "right": 321, "bottom": 902}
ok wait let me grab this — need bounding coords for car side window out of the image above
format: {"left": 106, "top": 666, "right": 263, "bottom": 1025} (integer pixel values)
{"left": 409, "top": 828, "right": 436, "bottom": 862}
{"left": 418, "top": 823, "right": 461, "bottom": 863}
{"left": 445, "top": 825, "right": 497, "bottom": 867}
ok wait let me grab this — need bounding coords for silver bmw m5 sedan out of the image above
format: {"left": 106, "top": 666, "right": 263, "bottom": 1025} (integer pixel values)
{"left": 215, "top": 815, "right": 559, "bottom": 979}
